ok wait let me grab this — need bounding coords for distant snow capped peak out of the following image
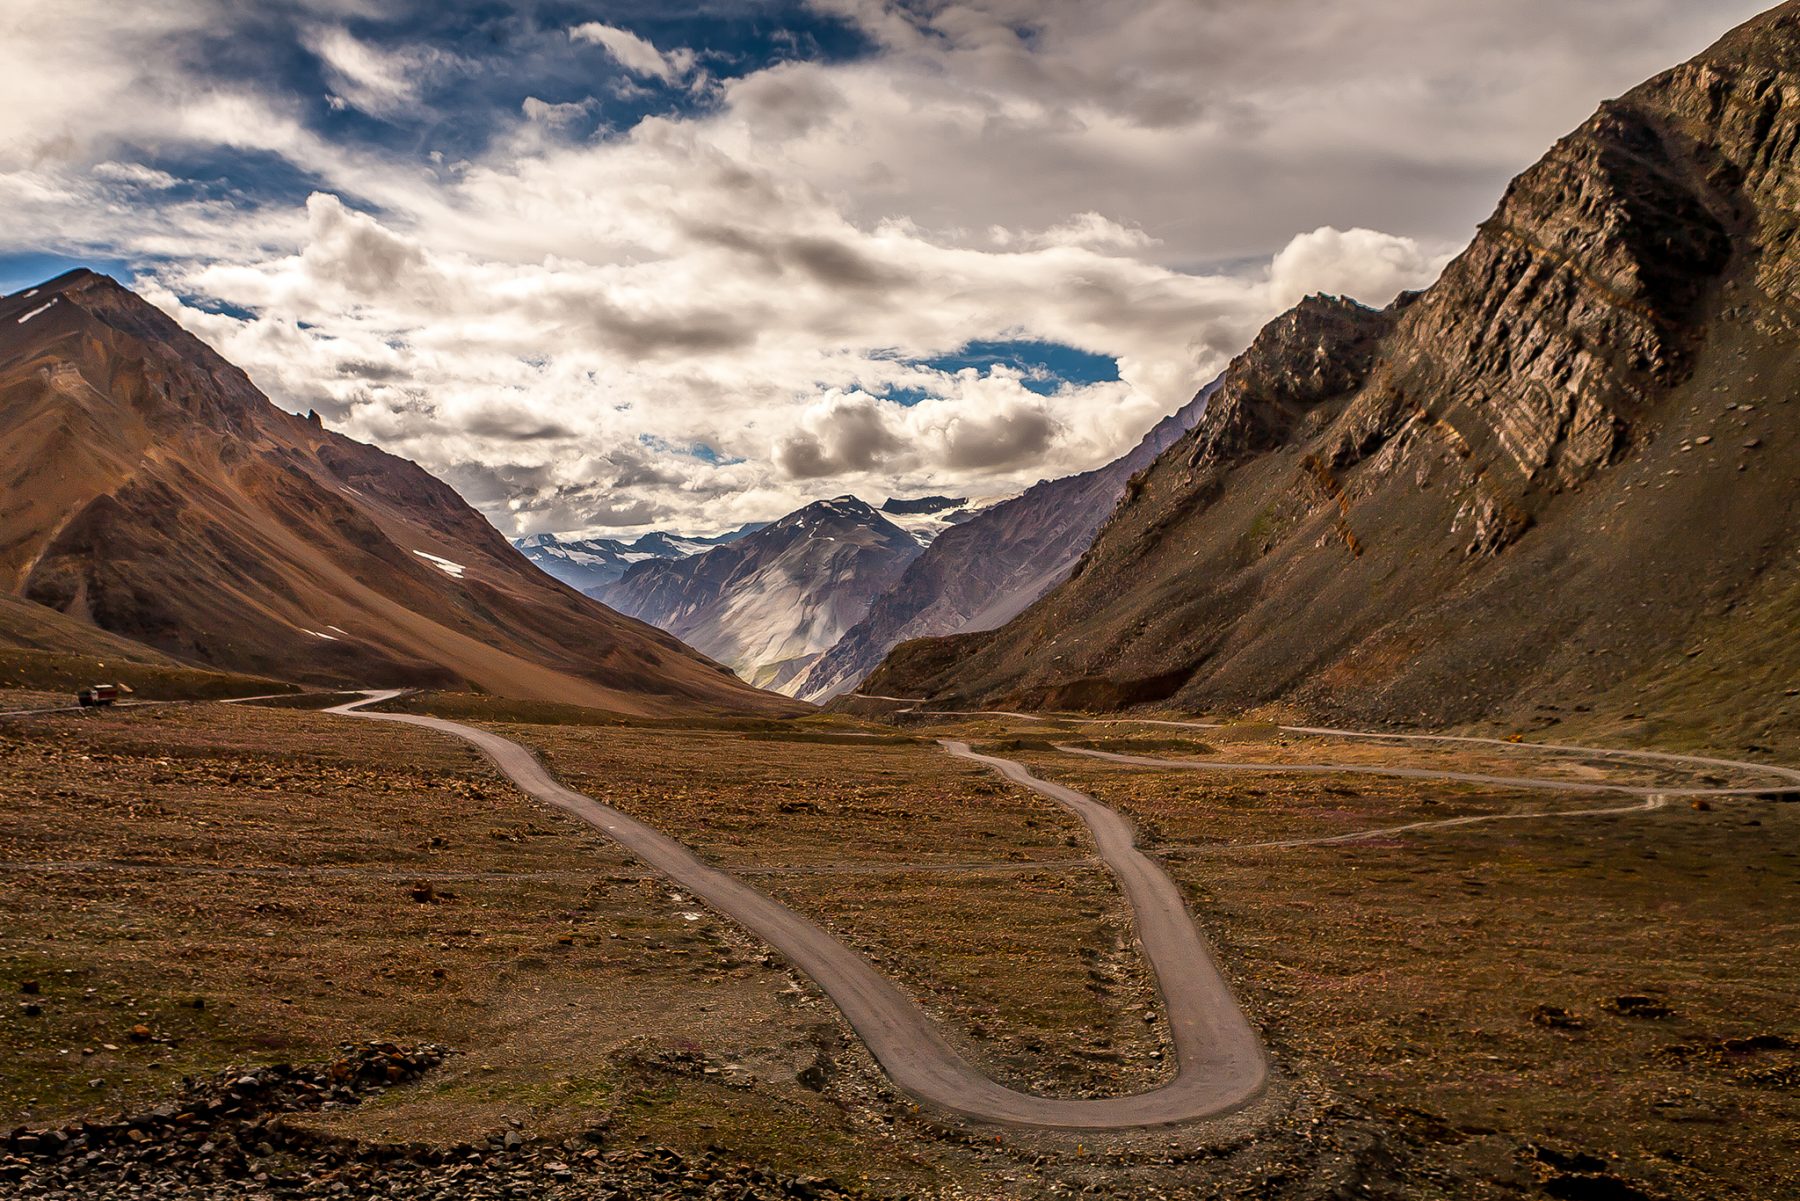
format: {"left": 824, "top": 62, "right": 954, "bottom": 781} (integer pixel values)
{"left": 513, "top": 520, "right": 767, "bottom": 595}
{"left": 881, "top": 495, "right": 966, "bottom": 516}
{"left": 874, "top": 493, "right": 1013, "bottom": 547}
{"left": 775, "top": 495, "right": 884, "bottom": 531}
{"left": 817, "top": 494, "right": 878, "bottom": 516}
{"left": 591, "top": 493, "right": 928, "bottom": 697}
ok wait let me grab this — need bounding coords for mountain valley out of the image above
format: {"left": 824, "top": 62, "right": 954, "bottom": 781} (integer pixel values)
{"left": 592, "top": 495, "right": 928, "bottom": 693}
{"left": 1, "top": 6, "right": 1797, "bottom": 1201}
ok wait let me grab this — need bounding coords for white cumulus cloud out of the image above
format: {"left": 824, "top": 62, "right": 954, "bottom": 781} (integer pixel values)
{"left": 569, "top": 22, "right": 696, "bottom": 84}
{"left": 0, "top": 0, "right": 1770, "bottom": 538}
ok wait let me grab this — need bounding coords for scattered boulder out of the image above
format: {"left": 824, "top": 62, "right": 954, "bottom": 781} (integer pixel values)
{"left": 1542, "top": 1174, "right": 1656, "bottom": 1201}
{"left": 1525, "top": 1145, "right": 1656, "bottom": 1201}
{"left": 1529, "top": 1144, "right": 1608, "bottom": 1174}
{"left": 1605, "top": 994, "right": 1674, "bottom": 1019}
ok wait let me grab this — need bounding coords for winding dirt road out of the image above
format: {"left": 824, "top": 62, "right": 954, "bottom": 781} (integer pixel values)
{"left": 856, "top": 696, "right": 1800, "bottom": 793}
{"left": 327, "top": 691, "right": 1797, "bottom": 1130}
{"left": 329, "top": 691, "right": 1267, "bottom": 1128}
{"left": 1061, "top": 745, "right": 1800, "bottom": 797}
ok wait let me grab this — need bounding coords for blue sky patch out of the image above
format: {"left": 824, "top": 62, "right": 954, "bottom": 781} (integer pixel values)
{"left": 913, "top": 339, "right": 1121, "bottom": 397}
{"left": 0, "top": 253, "right": 136, "bottom": 296}
{"left": 123, "top": 2, "right": 877, "bottom": 195}
{"left": 639, "top": 433, "right": 745, "bottom": 465}
{"left": 879, "top": 385, "right": 933, "bottom": 408}
{"left": 180, "top": 294, "right": 258, "bottom": 322}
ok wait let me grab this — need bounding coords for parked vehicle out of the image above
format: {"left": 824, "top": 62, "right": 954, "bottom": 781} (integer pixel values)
{"left": 77, "top": 683, "right": 125, "bottom": 707}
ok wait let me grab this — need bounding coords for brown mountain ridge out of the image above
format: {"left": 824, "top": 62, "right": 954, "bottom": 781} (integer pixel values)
{"left": 866, "top": 3, "right": 1800, "bottom": 747}
{"left": 0, "top": 269, "right": 796, "bottom": 715}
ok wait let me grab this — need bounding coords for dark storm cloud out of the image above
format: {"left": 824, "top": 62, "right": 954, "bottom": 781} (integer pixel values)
{"left": 780, "top": 235, "right": 908, "bottom": 290}
{"left": 774, "top": 394, "right": 909, "bottom": 478}
{"left": 587, "top": 303, "right": 761, "bottom": 358}
{"left": 460, "top": 410, "right": 578, "bottom": 441}
{"left": 941, "top": 404, "right": 1057, "bottom": 469}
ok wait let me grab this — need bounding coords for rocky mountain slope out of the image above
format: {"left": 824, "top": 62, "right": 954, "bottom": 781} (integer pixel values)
{"left": 514, "top": 526, "right": 760, "bottom": 595}
{"left": 0, "top": 270, "right": 795, "bottom": 714}
{"left": 596, "top": 496, "right": 923, "bottom": 694}
{"left": 866, "top": 3, "right": 1800, "bottom": 745}
{"left": 794, "top": 383, "right": 1214, "bottom": 702}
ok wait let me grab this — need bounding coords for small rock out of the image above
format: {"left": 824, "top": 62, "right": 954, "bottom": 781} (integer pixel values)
{"left": 1606, "top": 994, "right": 1674, "bottom": 1019}
{"left": 20, "top": 980, "right": 39, "bottom": 996}
{"left": 129, "top": 1024, "right": 152, "bottom": 1042}
{"left": 1529, "top": 1144, "right": 1608, "bottom": 1174}
{"left": 1529, "top": 1004, "right": 1586, "bottom": 1030}
{"left": 19, "top": 1002, "right": 41, "bottom": 1017}
{"left": 502, "top": 1130, "right": 523, "bottom": 1151}
{"left": 1743, "top": 437, "right": 1762, "bottom": 450}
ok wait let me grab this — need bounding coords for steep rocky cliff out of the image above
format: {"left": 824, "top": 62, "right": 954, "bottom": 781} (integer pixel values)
{"left": 867, "top": 4, "right": 1800, "bottom": 744}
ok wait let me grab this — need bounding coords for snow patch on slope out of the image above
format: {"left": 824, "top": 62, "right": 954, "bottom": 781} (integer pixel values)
{"left": 879, "top": 494, "right": 1015, "bottom": 546}
{"left": 413, "top": 550, "right": 466, "bottom": 578}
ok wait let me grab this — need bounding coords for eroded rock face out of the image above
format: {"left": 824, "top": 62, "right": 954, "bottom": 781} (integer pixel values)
{"left": 867, "top": 4, "right": 1800, "bottom": 729}
{"left": 1183, "top": 295, "right": 1394, "bottom": 472}
{"left": 1333, "top": 98, "right": 1734, "bottom": 551}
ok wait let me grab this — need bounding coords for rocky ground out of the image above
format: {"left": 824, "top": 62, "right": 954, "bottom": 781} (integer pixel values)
{"left": 2, "top": 695, "right": 1795, "bottom": 1199}
{"left": 1, "top": 1042, "right": 866, "bottom": 1199}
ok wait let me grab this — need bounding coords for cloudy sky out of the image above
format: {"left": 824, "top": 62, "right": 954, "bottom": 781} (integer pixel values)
{"left": 0, "top": 1, "right": 1767, "bottom": 537}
